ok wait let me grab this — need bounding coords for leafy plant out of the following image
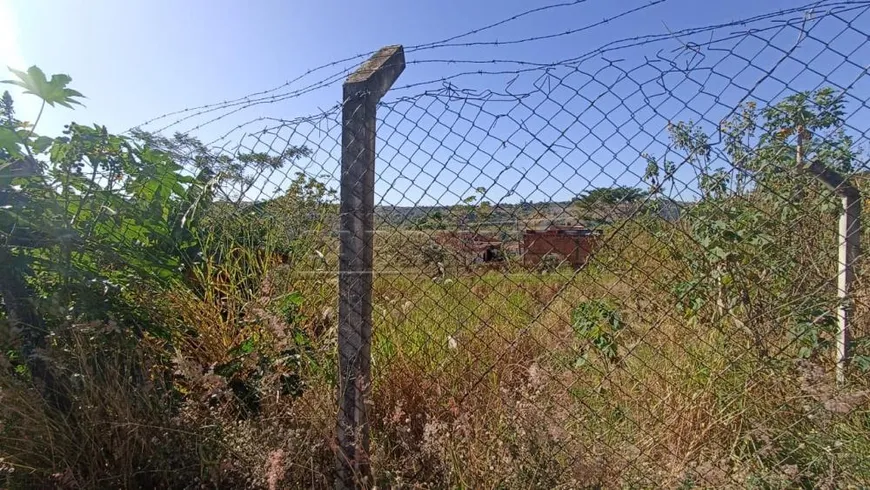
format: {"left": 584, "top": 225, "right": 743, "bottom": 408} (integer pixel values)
{"left": 536, "top": 253, "right": 564, "bottom": 274}
{"left": 789, "top": 307, "right": 837, "bottom": 359}
{"left": 129, "top": 129, "right": 312, "bottom": 202}
{"left": 643, "top": 87, "right": 853, "bottom": 361}
{"left": 419, "top": 240, "right": 448, "bottom": 270}
{"left": 574, "top": 186, "right": 648, "bottom": 206}
{"left": 0, "top": 65, "right": 328, "bottom": 412}
{"left": 571, "top": 299, "right": 624, "bottom": 364}
{"left": 2, "top": 66, "right": 84, "bottom": 108}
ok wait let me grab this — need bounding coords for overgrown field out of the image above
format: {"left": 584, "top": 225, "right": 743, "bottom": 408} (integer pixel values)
{"left": 4, "top": 256, "right": 870, "bottom": 488}
{"left": 2, "top": 70, "right": 870, "bottom": 488}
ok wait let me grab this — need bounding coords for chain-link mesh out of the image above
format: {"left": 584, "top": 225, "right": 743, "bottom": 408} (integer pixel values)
{"left": 122, "top": 2, "right": 870, "bottom": 487}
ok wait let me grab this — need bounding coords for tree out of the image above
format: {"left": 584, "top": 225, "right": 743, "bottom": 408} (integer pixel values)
{"left": 1, "top": 90, "right": 14, "bottom": 126}
{"left": 0, "top": 67, "right": 275, "bottom": 408}
{"left": 643, "top": 87, "right": 857, "bottom": 361}
{"left": 129, "top": 129, "right": 311, "bottom": 203}
{"left": 1, "top": 68, "right": 88, "bottom": 410}
{"left": 414, "top": 210, "right": 447, "bottom": 230}
{"left": 574, "top": 186, "right": 648, "bottom": 206}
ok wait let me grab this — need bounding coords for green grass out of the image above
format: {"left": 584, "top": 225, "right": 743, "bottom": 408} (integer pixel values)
{"left": 359, "top": 265, "right": 870, "bottom": 488}
{"left": 4, "top": 253, "right": 869, "bottom": 488}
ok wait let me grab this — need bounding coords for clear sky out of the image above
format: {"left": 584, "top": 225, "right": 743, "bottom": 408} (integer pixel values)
{"left": 0, "top": 0, "right": 806, "bottom": 134}
{"left": 2, "top": 0, "right": 867, "bottom": 206}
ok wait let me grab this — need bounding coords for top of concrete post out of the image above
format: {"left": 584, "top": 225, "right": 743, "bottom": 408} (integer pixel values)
{"left": 343, "top": 45, "right": 406, "bottom": 102}
{"left": 804, "top": 160, "right": 860, "bottom": 198}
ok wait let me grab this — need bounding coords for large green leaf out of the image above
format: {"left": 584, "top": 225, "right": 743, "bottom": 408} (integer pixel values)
{"left": 2, "top": 66, "right": 85, "bottom": 108}
{"left": 0, "top": 126, "right": 22, "bottom": 158}
{"left": 31, "top": 136, "right": 54, "bottom": 154}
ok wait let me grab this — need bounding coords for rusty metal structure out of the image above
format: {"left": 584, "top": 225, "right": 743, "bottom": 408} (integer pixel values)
{"left": 522, "top": 226, "right": 600, "bottom": 268}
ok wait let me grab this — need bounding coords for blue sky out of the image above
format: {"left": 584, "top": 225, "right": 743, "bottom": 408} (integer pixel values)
{"left": 2, "top": 0, "right": 868, "bottom": 206}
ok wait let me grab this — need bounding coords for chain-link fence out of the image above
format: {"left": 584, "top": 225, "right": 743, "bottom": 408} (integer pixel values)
{"left": 9, "top": 1, "right": 869, "bottom": 488}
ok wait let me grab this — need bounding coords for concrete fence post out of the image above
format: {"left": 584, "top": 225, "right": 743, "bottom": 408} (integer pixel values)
{"left": 837, "top": 192, "right": 861, "bottom": 384}
{"left": 337, "top": 45, "right": 405, "bottom": 488}
{"left": 801, "top": 158, "right": 861, "bottom": 385}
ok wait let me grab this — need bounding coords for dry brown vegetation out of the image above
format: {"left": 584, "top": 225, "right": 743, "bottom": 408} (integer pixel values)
{"left": 3, "top": 217, "right": 870, "bottom": 488}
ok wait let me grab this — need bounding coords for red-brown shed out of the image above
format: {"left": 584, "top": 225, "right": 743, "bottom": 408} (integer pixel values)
{"left": 522, "top": 226, "right": 599, "bottom": 269}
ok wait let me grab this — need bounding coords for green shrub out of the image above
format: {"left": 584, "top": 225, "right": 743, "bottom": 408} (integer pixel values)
{"left": 571, "top": 299, "right": 624, "bottom": 364}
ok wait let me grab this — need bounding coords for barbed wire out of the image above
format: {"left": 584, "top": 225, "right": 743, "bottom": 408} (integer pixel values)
{"left": 133, "top": 0, "right": 869, "bottom": 145}
{"left": 130, "top": 0, "right": 605, "bottom": 133}
{"left": 132, "top": 0, "right": 831, "bottom": 133}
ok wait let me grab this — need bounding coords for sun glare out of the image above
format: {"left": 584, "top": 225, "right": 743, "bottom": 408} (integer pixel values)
{"left": 0, "top": 0, "right": 25, "bottom": 70}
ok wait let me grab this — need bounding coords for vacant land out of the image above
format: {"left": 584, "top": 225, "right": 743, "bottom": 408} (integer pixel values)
{"left": 3, "top": 60, "right": 870, "bottom": 490}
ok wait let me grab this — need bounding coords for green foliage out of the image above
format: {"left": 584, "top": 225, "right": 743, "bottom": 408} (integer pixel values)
{"left": 645, "top": 87, "right": 854, "bottom": 361}
{"left": 571, "top": 299, "right": 624, "bottom": 364}
{"left": 130, "top": 129, "right": 312, "bottom": 195}
{"left": 789, "top": 307, "right": 837, "bottom": 359}
{"left": 415, "top": 210, "right": 447, "bottom": 230}
{"left": 0, "top": 128, "right": 20, "bottom": 159}
{"left": 574, "top": 185, "right": 648, "bottom": 206}
{"left": 2, "top": 66, "right": 84, "bottom": 108}
{"left": 642, "top": 152, "right": 677, "bottom": 193}
{"left": 1, "top": 91, "right": 14, "bottom": 125}
{"left": 419, "top": 240, "right": 448, "bottom": 269}
{"left": 536, "top": 253, "right": 564, "bottom": 273}
{"left": 412, "top": 188, "right": 493, "bottom": 230}
{"left": 853, "top": 336, "right": 870, "bottom": 372}
{"left": 0, "top": 66, "right": 334, "bottom": 415}
{"left": 672, "top": 279, "right": 706, "bottom": 321}
{"left": 200, "top": 172, "right": 336, "bottom": 264}
{"left": 0, "top": 74, "right": 220, "bottom": 362}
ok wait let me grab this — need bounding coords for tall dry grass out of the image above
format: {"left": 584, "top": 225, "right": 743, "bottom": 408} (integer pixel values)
{"left": 2, "top": 214, "right": 870, "bottom": 488}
